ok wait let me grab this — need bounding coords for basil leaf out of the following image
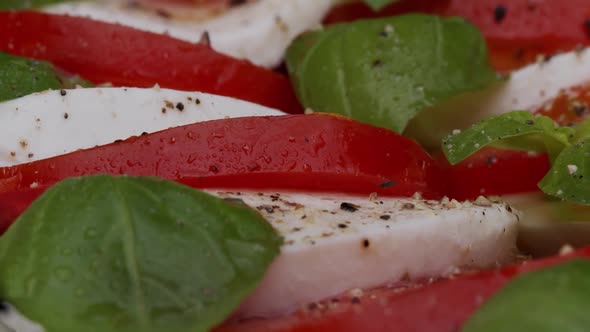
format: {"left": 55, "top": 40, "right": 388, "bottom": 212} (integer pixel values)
{"left": 286, "top": 14, "right": 497, "bottom": 133}
{"left": 0, "top": 176, "right": 281, "bottom": 332}
{"left": 462, "top": 260, "right": 590, "bottom": 332}
{"left": 0, "top": 0, "right": 75, "bottom": 9}
{"left": 442, "top": 111, "right": 574, "bottom": 165}
{"left": 0, "top": 52, "right": 92, "bottom": 103}
{"left": 539, "top": 140, "right": 590, "bottom": 205}
{"left": 363, "top": 0, "right": 398, "bottom": 10}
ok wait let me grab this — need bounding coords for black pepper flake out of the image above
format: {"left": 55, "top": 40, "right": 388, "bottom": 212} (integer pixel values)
{"left": 573, "top": 104, "right": 589, "bottom": 116}
{"left": 141, "top": 132, "right": 148, "bottom": 136}
{"left": 402, "top": 203, "right": 415, "bottom": 210}
{"left": 63, "top": 112, "right": 69, "bottom": 119}
{"left": 506, "top": 205, "right": 513, "bottom": 213}
{"left": 362, "top": 238, "right": 370, "bottom": 248}
{"left": 526, "top": 119, "right": 534, "bottom": 125}
{"left": 257, "top": 205, "right": 275, "bottom": 213}
{"left": 60, "top": 89, "right": 67, "bottom": 96}
{"left": 340, "top": 202, "right": 359, "bottom": 212}
{"left": 161, "top": 108, "right": 167, "bottom": 114}
{"left": 210, "top": 165, "right": 219, "bottom": 173}
{"left": 176, "top": 102, "right": 185, "bottom": 111}
{"left": 493, "top": 5, "right": 507, "bottom": 24}
{"left": 486, "top": 156, "right": 498, "bottom": 164}
{"left": 156, "top": 9, "right": 171, "bottom": 19}
{"left": 0, "top": 301, "right": 7, "bottom": 312}
{"left": 307, "top": 302, "right": 318, "bottom": 311}
{"left": 379, "top": 180, "right": 396, "bottom": 189}
{"left": 380, "top": 215, "right": 391, "bottom": 220}
{"left": 28, "top": 153, "right": 34, "bottom": 158}
{"left": 10, "top": 151, "right": 16, "bottom": 157}
{"left": 338, "top": 223, "right": 348, "bottom": 229}
{"left": 585, "top": 19, "right": 590, "bottom": 39}
{"left": 230, "top": 0, "right": 247, "bottom": 6}
{"left": 372, "top": 59, "right": 383, "bottom": 68}
{"left": 351, "top": 297, "right": 361, "bottom": 304}
{"left": 195, "top": 98, "right": 201, "bottom": 105}
{"left": 199, "top": 31, "right": 211, "bottom": 47}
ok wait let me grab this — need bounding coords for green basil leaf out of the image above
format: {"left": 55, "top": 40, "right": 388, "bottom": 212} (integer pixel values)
{"left": 286, "top": 14, "right": 497, "bottom": 133}
{"left": 442, "top": 111, "right": 574, "bottom": 165}
{"left": 363, "top": 0, "right": 398, "bottom": 10}
{"left": 0, "top": 52, "right": 92, "bottom": 103}
{"left": 0, "top": 175, "right": 281, "bottom": 332}
{"left": 462, "top": 260, "right": 590, "bottom": 332}
{"left": 539, "top": 140, "right": 590, "bottom": 205}
{"left": 0, "top": 0, "right": 76, "bottom": 9}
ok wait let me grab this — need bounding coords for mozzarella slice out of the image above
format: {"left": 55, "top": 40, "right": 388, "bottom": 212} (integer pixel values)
{"left": 0, "top": 87, "right": 284, "bottom": 167}
{"left": 211, "top": 191, "right": 519, "bottom": 318}
{"left": 0, "top": 304, "right": 42, "bottom": 332}
{"left": 43, "top": 0, "right": 334, "bottom": 68}
{"left": 0, "top": 191, "right": 518, "bottom": 328}
{"left": 407, "top": 48, "right": 590, "bottom": 148}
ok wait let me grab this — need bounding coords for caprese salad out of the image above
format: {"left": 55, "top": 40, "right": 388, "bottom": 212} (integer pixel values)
{"left": 1, "top": 1, "right": 590, "bottom": 332}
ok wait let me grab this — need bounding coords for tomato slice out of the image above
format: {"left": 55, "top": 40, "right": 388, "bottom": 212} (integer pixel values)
{"left": 215, "top": 246, "right": 590, "bottom": 332}
{"left": 324, "top": 0, "right": 590, "bottom": 72}
{"left": 0, "top": 11, "right": 301, "bottom": 114}
{"left": 0, "top": 115, "right": 446, "bottom": 231}
{"left": 435, "top": 147, "right": 550, "bottom": 201}
{"left": 534, "top": 81, "right": 590, "bottom": 126}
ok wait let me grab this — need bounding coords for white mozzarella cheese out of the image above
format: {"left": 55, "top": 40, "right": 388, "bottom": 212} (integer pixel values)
{"left": 43, "top": 0, "right": 334, "bottom": 68}
{"left": 211, "top": 191, "right": 519, "bottom": 318}
{"left": 408, "top": 48, "right": 590, "bottom": 148}
{"left": 0, "top": 87, "right": 284, "bottom": 167}
{"left": 0, "top": 304, "right": 42, "bottom": 332}
{"left": 0, "top": 191, "right": 519, "bottom": 328}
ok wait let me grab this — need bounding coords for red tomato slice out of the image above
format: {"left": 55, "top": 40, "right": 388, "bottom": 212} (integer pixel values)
{"left": 436, "top": 147, "right": 550, "bottom": 201}
{"left": 534, "top": 81, "right": 590, "bottom": 126}
{"left": 215, "top": 246, "right": 590, "bottom": 332}
{"left": 0, "top": 115, "right": 446, "bottom": 232}
{"left": 0, "top": 11, "right": 301, "bottom": 114}
{"left": 324, "top": 0, "right": 590, "bottom": 72}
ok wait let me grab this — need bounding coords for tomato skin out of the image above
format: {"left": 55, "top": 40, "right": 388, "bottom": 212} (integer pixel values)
{"left": 325, "top": 0, "right": 590, "bottom": 72}
{"left": 215, "top": 247, "right": 590, "bottom": 332}
{"left": 0, "top": 115, "right": 446, "bottom": 229}
{"left": 0, "top": 11, "right": 301, "bottom": 114}
{"left": 0, "top": 186, "right": 47, "bottom": 234}
{"left": 436, "top": 147, "right": 550, "bottom": 201}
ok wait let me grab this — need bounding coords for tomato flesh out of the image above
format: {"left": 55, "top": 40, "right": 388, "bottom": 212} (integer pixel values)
{"left": 215, "top": 246, "right": 590, "bottom": 332}
{"left": 324, "top": 0, "right": 590, "bottom": 72}
{"left": 0, "top": 11, "right": 301, "bottom": 114}
{"left": 534, "top": 81, "right": 590, "bottom": 126}
{"left": 0, "top": 115, "right": 446, "bottom": 233}
{"left": 436, "top": 147, "right": 550, "bottom": 201}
